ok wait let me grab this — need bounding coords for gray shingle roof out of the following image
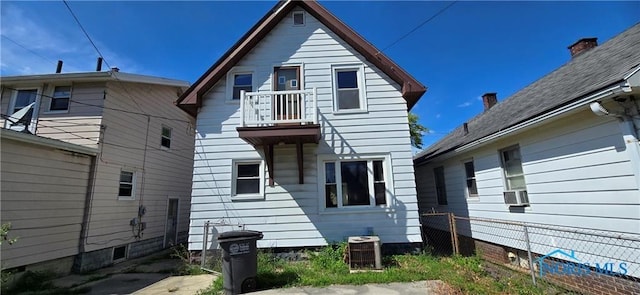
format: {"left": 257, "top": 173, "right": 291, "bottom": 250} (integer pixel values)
{"left": 415, "top": 22, "right": 640, "bottom": 162}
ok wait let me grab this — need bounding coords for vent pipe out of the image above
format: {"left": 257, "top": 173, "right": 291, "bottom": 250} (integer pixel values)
{"left": 56, "top": 60, "right": 63, "bottom": 73}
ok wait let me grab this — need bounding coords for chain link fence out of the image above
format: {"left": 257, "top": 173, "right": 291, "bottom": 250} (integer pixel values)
{"left": 421, "top": 213, "right": 640, "bottom": 294}
{"left": 200, "top": 220, "right": 245, "bottom": 273}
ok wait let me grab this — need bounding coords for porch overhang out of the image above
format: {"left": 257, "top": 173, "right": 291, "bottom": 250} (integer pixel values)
{"left": 237, "top": 124, "right": 321, "bottom": 186}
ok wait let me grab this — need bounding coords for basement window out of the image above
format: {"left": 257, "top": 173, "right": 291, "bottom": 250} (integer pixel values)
{"left": 112, "top": 245, "right": 127, "bottom": 262}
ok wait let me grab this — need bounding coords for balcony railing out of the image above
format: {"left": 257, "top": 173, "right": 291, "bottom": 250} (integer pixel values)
{"left": 240, "top": 88, "right": 318, "bottom": 127}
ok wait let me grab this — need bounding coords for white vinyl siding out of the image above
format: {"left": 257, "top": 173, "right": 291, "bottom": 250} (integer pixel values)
{"left": 0, "top": 135, "right": 93, "bottom": 268}
{"left": 415, "top": 109, "right": 640, "bottom": 276}
{"left": 189, "top": 8, "right": 420, "bottom": 250}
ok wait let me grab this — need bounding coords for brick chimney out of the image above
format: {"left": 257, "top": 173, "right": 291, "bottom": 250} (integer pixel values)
{"left": 568, "top": 38, "right": 597, "bottom": 58}
{"left": 482, "top": 93, "right": 497, "bottom": 111}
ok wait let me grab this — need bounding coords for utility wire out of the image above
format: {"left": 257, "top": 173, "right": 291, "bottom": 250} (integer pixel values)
{"left": 62, "top": 0, "right": 146, "bottom": 114}
{"left": 381, "top": 1, "right": 457, "bottom": 52}
{"left": 1, "top": 35, "right": 59, "bottom": 66}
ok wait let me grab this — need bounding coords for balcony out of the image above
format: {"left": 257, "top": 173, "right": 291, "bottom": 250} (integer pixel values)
{"left": 236, "top": 88, "right": 321, "bottom": 185}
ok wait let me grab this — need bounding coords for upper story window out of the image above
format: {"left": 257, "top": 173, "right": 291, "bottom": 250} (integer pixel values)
{"left": 161, "top": 126, "right": 172, "bottom": 149}
{"left": 232, "top": 73, "right": 252, "bottom": 100}
{"left": 433, "top": 166, "right": 447, "bottom": 205}
{"left": 5, "top": 88, "right": 39, "bottom": 133}
{"left": 232, "top": 160, "right": 264, "bottom": 200}
{"left": 48, "top": 86, "right": 71, "bottom": 112}
{"left": 500, "top": 145, "right": 526, "bottom": 191}
{"left": 118, "top": 170, "right": 135, "bottom": 200}
{"left": 332, "top": 65, "right": 366, "bottom": 112}
{"left": 292, "top": 11, "right": 305, "bottom": 26}
{"left": 322, "top": 158, "right": 387, "bottom": 209}
{"left": 464, "top": 161, "right": 478, "bottom": 198}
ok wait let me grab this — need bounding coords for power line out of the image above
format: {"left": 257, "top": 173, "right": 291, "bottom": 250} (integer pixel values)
{"left": 1, "top": 35, "right": 58, "bottom": 66}
{"left": 62, "top": 0, "right": 146, "bottom": 114}
{"left": 381, "top": 1, "right": 457, "bottom": 52}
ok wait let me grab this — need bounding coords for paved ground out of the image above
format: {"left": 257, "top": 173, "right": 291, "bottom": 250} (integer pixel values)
{"left": 252, "top": 280, "right": 451, "bottom": 295}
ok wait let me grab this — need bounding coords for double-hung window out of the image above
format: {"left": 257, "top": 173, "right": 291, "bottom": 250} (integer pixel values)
{"left": 118, "top": 170, "right": 135, "bottom": 199}
{"left": 332, "top": 65, "right": 366, "bottom": 112}
{"left": 49, "top": 86, "right": 71, "bottom": 111}
{"left": 232, "top": 73, "right": 252, "bottom": 100}
{"left": 161, "top": 126, "right": 172, "bottom": 149}
{"left": 464, "top": 161, "right": 478, "bottom": 198}
{"left": 323, "top": 158, "right": 387, "bottom": 209}
{"left": 232, "top": 161, "right": 264, "bottom": 199}
{"left": 500, "top": 146, "right": 526, "bottom": 190}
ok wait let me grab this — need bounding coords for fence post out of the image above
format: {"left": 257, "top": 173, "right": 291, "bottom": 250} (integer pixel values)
{"left": 448, "top": 213, "right": 460, "bottom": 255}
{"left": 523, "top": 224, "right": 537, "bottom": 286}
{"left": 201, "top": 221, "right": 210, "bottom": 268}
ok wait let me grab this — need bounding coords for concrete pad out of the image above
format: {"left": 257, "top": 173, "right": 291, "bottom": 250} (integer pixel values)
{"left": 250, "top": 281, "right": 439, "bottom": 295}
{"left": 78, "top": 273, "right": 171, "bottom": 295}
{"left": 134, "top": 259, "right": 182, "bottom": 273}
{"left": 133, "top": 274, "right": 217, "bottom": 295}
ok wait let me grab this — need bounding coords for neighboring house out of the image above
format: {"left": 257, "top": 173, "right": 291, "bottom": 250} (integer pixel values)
{"left": 177, "top": 0, "right": 426, "bottom": 251}
{"left": 414, "top": 23, "right": 640, "bottom": 281}
{"left": 0, "top": 69, "right": 195, "bottom": 273}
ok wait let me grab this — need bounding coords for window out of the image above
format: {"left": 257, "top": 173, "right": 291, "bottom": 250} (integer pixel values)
{"left": 293, "top": 11, "right": 305, "bottom": 25}
{"left": 6, "top": 89, "right": 38, "bottom": 131}
{"left": 232, "top": 73, "right": 252, "bottom": 100}
{"left": 434, "top": 166, "right": 447, "bottom": 205}
{"left": 49, "top": 86, "right": 70, "bottom": 111}
{"left": 232, "top": 161, "right": 264, "bottom": 199}
{"left": 118, "top": 171, "right": 135, "bottom": 199}
{"left": 323, "top": 159, "right": 387, "bottom": 208}
{"left": 464, "top": 161, "right": 478, "bottom": 198}
{"left": 500, "top": 146, "right": 527, "bottom": 190}
{"left": 332, "top": 65, "right": 366, "bottom": 112}
{"left": 161, "top": 126, "right": 171, "bottom": 149}
{"left": 112, "top": 245, "right": 127, "bottom": 261}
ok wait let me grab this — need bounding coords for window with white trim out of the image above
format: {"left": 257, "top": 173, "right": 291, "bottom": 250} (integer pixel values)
{"left": 118, "top": 170, "right": 135, "bottom": 199}
{"left": 500, "top": 145, "right": 526, "bottom": 190}
{"left": 323, "top": 158, "right": 387, "bottom": 208}
{"left": 49, "top": 86, "right": 71, "bottom": 111}
{"left": 161, "top": 126, "right": 172, "bottom": 149}
{"left": 232, "top": 161, "right": 264, "bottom": 199}
{"left": 464, "top": 161, "right": 478, "bottom": 198}
{"left": 332, "top": 65, "right": 366, "bottom": 112}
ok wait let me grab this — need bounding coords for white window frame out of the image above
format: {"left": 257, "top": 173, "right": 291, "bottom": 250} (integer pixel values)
{"left": 118, "top": 170, "right": 136, "bottom": 200}
{"left": 463, "top": 160, "right": 479, "bottom": 199}
{"left": 317, "top": 154, "right": 393, "bottom": 213}
{"left": 499, "top": 145, "right": 527, "bottom": 191}
{"left": 225, "top": 67, "right": 255, "bottom": 103}
{"left": 292, "top": 11, "right": 305, "bottom": 26}
{"left": 161, "top": 125, "right": 172, "bottom": 149}
{"left": 44, "top": 85, "right": 71, "bottom": 114}
{"left": 5, "top": 86, "right": 42, "bottom": 133}
{"left": 331, "top": 64, "right": 367, "bottom": 113}
{"left": 231, "top": 160, "right": 265, "bottom": 200}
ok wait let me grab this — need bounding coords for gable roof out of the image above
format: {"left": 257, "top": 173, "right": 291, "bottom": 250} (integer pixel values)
{"left": 0, "top": 71, "right": 189, "bottom": 88}
{"left": 176, "top": 0, "right": 427, "bottom": 116}
{"left": 415, "top": 22, "right": 640, "bottom": 163}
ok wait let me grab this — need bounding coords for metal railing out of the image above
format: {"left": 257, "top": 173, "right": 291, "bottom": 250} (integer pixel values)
{"left": 200, "top": 220, "right": 245, "bottom": 273}
{"left": 421, "top": 213, "right": 640, "bottom": 292}
{"left": 239, "top": 88, "right": 318, "bottom": 127}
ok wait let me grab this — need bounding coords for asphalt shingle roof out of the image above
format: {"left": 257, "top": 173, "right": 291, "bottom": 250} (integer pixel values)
{"left": 416, "top": 22, "right": 640, "bottom": 162}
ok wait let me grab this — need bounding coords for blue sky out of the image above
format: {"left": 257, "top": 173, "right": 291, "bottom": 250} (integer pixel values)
{"left": 1, "top": 1, "right": 638, "bottom": 148}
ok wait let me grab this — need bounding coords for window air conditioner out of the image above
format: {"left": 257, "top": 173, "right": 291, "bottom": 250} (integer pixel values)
{"left": 503, "top": 190, "right": 529, "bottom": 206}
{"left": 347, "top": 236, "right": 382, "bottom": 271}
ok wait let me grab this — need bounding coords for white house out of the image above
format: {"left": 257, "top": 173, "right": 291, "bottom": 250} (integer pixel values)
{"left": 414, "top": 23, "right": 640, "bottom": 287}
{"left": 1, "top": 69, "right": 195, "bottom": 272}
{"left": 177, "top": 0, "right": 427, "bottom": 251}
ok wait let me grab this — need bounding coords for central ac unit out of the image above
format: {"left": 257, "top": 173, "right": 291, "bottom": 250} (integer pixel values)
{"left": 347, "top": 236, "right": 382, "bottom": 271}
{"left": 504, "top": 190, "right": 529, "bottom": 206}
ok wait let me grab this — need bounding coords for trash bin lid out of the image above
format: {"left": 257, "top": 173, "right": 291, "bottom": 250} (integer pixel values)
{"left": 218, "top": 230, "right": 263, "bottom": 241}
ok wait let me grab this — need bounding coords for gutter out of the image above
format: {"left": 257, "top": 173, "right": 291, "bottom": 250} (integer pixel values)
{"left": 430, "top": 81, "right": 631, "bottom": 162}
{"left": 0, "top": 129, "right": 99, "bottom": 156}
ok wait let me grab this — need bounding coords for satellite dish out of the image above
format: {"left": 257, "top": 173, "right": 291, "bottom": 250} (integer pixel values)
{"left": 7, "top": 102, "right": 35, "bottom": 133}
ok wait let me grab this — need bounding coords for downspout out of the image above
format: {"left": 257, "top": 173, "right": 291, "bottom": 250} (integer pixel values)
{"left": 77, "top": 153, "right": 98, "bottom": 271}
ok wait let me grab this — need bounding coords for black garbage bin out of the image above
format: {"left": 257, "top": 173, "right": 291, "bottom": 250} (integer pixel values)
{"left": 218, "top": 230, "right": 263, "bottom": 294}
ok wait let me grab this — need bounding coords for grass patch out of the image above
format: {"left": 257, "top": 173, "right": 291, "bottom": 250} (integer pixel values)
{"left": 199, "top": 245, "right": 572, "bottom": 295}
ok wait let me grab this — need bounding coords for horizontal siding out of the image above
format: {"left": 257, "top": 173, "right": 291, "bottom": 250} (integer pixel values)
{"left": 1, "top": 138, "right": 93, "bottom": 268}
{"left": 415, "top": 109, "right": 640, "bottom": 277}
{"left": 83, "top": 81, "right": 194, "bottom": 252}
{"left": 189, "top": 7, "right": 420, "bottom": 250}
